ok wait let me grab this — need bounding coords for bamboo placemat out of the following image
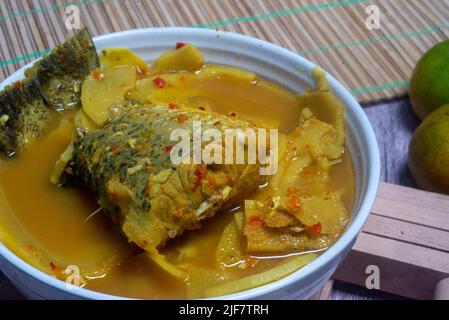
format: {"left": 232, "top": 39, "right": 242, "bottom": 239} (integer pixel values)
{"left": 0, "top": 0, "right": 448, "bottom": 103}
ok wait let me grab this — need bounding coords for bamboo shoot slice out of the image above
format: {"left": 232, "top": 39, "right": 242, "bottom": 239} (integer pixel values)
{"left": 204, "top": 253, "right": 317, "bottom": 297}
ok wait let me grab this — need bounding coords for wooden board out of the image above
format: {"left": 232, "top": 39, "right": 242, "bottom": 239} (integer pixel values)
{"left": 333, "top": 182, "right": 449, "bottom": 300}
{"left": 0, "top": 0, "right": 449, "bottom": 103}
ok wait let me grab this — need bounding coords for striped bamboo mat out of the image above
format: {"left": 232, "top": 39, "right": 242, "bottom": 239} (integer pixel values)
{"left": 0, "top": 0, "right": 448, "bottom": 103}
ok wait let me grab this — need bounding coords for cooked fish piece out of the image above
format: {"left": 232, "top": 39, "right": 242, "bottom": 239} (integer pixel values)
{"left": 24, "top": 28, "right": 99, "bottom": 111}
{"left": 0, "top": 80, "right": 49, "bottom": 156}
{"left": 0, "top": 28, "right": 98, "bottom": 156}
{"left": 58, "top": 105, "right": 267, "bottom": 253}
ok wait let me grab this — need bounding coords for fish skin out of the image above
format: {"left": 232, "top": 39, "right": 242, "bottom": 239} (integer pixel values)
{"left": 28, "top": 28, "right": 98, "bottom": 111}
{"left": 0, "top": 28, "right": 99, "bottom": 156}
{"left": 0, "top": 80, "right": 49, "bottom": 156}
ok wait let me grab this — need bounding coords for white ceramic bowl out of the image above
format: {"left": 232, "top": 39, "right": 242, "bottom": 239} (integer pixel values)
{"left": 0, "top": 28, "right": 380, "bottom": 300}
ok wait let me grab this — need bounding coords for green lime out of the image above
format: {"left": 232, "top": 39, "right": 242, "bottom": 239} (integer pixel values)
{"left": 409, "top": 40, "right": 449, "bottom": 120}
{"left": 409, "top": 104, "right": 449, "bottom": 194}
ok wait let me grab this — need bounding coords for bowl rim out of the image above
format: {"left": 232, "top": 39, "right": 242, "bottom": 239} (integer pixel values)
{"left": 0, "top": 27, "right": 380, "bottom": 300}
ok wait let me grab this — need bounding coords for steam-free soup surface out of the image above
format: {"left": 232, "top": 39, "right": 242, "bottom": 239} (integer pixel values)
{"left": 0, "top": 65, "right": 354, "bottom": 299}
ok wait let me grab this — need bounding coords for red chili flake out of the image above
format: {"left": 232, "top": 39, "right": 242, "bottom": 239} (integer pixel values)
{"left": 140, "top": 240, "right": 148, "bottom": 248}
{"left": 227, "top": 175, "right": 236, "bottom": 186}
{"left": 110, "top": 145, "right": 120, "bottom": 156}
{"left": 153, "top": 76, "right": 166, "bottom": 88}
{"left": 208, "top": 176, "right": 216, "bottom": 192}
{"left": 110, "top": 191, "right": 120, "bottom": 201}
{"left": 164, "top": 145, "right": 173, "bottom": 152}
{"left": 247, "top": 216, "right": 263, "bottom": 228}
{"left": 92, "top": 68, "right": 104, "bottom": 81}
{"left": 288, "top": 196, "right": 301, "bottom": 213}
{"left": 176, "top": 42, "right": 187, "bottom": 49}
{"left": 14, "top": 81, "right": 22, "bottom": 89}
{"left": 228, "top": 111, "right": 237, "bottom": 117}
{"left": 193, "top": 164, "right": 207, "bottom": 189}
{"left": 49, "top": 262, "right": 57, "bottom": 271}
{"left": 245, "top": 257, "right": 258, "bottom": 267}
{"left": 177, "top": 114, "right": 188, "bottom": 123}
{"left": 302, "top": 168, "right": 313, "bottom": 177}
{"left": 26, "top": 244, "right": 37, "bottom": 254}
{"left": 173, "top": 209, "right": 184, "bottom": 219}
{"left": 307, "top": 223, "right": 322, "bottom": 234}
{"left": 287, "top": 186, "right": 299, "bottom": 195}
{"left": 169, "top": 102, "right": 181, "bottom": 109}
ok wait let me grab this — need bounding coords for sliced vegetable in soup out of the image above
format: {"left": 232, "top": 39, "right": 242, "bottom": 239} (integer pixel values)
{"left": 0, "top": 29, "right": 354, "bottom": 299}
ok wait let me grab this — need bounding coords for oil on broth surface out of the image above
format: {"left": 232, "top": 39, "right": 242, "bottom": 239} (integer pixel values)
{"left": 0, "top": 67, "right": 354, "bottom": 299}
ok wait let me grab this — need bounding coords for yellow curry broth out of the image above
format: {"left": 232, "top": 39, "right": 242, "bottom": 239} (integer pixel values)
{"left": 0, "top": 59, "right": 354, "bottom": 299}
{"left": 125, "top": 65, "right": 301, "bottom": 133}
{"left": 194, "top": 72, "right": 301, "bottom": 133}
{"left": 0, "top": 121, "right": 131, "bottom": 272}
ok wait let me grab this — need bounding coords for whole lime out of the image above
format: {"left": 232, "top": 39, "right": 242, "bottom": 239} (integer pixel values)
{"left": 409, "top": 104, "right": 449, "bottom": 194}
{"left": 409, "top": 40, "right": 449, "bottom": 120}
